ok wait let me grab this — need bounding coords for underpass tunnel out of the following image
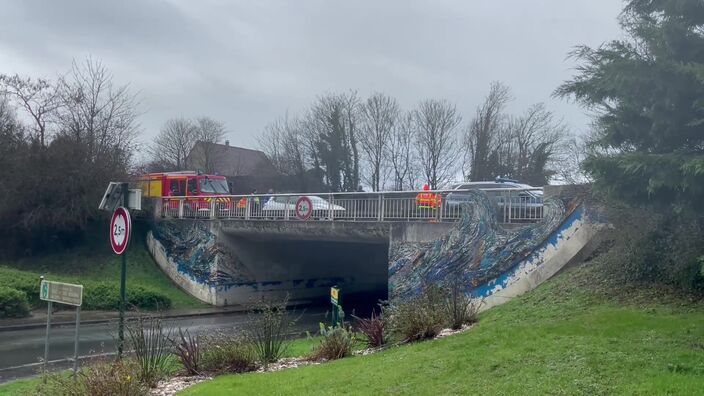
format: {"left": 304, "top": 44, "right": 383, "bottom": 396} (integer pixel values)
{"left": 220, "top": 231, "right": 389, "bottom": 312}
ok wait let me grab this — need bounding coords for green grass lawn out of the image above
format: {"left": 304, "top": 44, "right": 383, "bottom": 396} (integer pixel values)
{"left": 0, "top": 224, "right": 204, "bottom": 310}
{"left": 183, "top": 266, "right": 704, "bottom": 395}
{"left": 0, "top": 378, "right": 38, "bottom": 396}
{"left": 0, "top": 336, "right": 327, "bottom": 396}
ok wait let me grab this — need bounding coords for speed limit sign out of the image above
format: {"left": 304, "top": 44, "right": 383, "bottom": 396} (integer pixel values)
{"left": 295, "top": 196, "right": 313, "bottom": 220}
{"left": 110, "top": 207, "right": 131, "bottom": 255}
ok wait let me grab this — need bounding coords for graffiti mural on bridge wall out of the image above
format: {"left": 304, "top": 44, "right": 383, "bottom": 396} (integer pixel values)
{"left": 389, "top": 190, "right": 585, "bottom": 300}
{"left": 151, "top": 221, "right": 254, "bottom": 289}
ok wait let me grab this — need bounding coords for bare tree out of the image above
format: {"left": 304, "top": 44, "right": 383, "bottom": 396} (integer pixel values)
{"left": 414, "top": 99, "right": 462, "bottom": 189}
{"left": 554, "top": 132, "right": 591, "bottom": 184}
{"left": 49, "top": 57, "right": 140, "bottom": 229}
{"left": 55, "top": 58, "right": 139, "bottom": 164}
{"left": 191, "top": 116, "right": 226, "bottom": 173}
{"left": 463, "top": 81, "right": 511, "bottom": 181}
{"left": 387, "top": 111, "right": 419, "bottom": 190}
{"left": 150, "top": 118, "right": 197, "bottom": 170}
{"left": 259, "top": 114, "right": 307, "bottom": 177}
{"left": 259, "top": 116, "right": 289, "bottom": 175}
{"left": 359, "top": 93, "right": 399, "bottom": 191}
{"left": 0, "top": 74, "right": 61, "bottom": 147}
{"left": 506, "top": 103, "right": 568, "bottom": 184}
{"left": 463, "top": 83, "right": 570, "bottom": 185}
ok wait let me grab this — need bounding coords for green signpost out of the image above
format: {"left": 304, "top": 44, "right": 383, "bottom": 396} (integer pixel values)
{"left": 330, "top": 286, "right": 343, "bottom": 327}
{"left": 40, "top": 279, "right": 83, "bottom": 379}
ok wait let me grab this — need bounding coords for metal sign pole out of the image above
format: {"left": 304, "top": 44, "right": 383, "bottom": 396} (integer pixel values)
{"left": 43, "top": 301, "right": 52, "bottom": 375}
{"left": 118, "top": 251, "right": 126, "bottom": 357}
{"left": 73, "top": 306, "right": 81, "bottom": 379}
{"left": 118, "top": 182, "right": 128, "bottom": 358}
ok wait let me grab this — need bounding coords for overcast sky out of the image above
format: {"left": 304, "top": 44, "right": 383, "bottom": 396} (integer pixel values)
{"left": 0, "top": 0, "right": 624, "bottom": 149}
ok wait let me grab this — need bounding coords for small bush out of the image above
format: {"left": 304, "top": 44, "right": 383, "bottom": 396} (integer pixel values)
{"left": 126, "top": 316, "right": 173, "bottom": 388}
{"left": 0, "top": 267, "right": 41, "bottom": 307}
{"left": 0, "top": 267, "right": 172, "bottom": 311}
{"left": 0, "top": 286, "right": 30, "bottom": 318}
{"left": 310, "top": 323, "right": 356, "bottom": 361}
{"left": 201, "top": 333, "right": 257, "bottom": 374}
{"left": 354, "top": 309, "right": 387, "bottom": 348}
{"left": 37, "top": 359, "right": 147, "bottom": 396}
{"left": 387, "top": 284, "right": 446, "bottom": 342}
{"left": 442, "top": 279, "right": 481, "bottom": 330}
{"left": 83, "top": 283, "right": 171, "bottom": 311}
{"left": 245, "top": 296, "right": 297, "bottom": 367}
{"left": 171, "top": 328, "right": 201, "bottom": 375}
{"left": 127, "top": 286, "right": 172, "bottom": 310}
{"left": 597, "top": 202, "right": 704, "bottom": 294}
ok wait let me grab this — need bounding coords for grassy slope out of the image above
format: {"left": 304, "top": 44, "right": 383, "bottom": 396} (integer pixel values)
{"left": 0, "top": 224, "right": 204, "bottom": 310}
{"left": 0, "top": 378, "right": 37, "bottom": 396}
{"left": 184, "top": 265, "right": 704, "bottom": 395}
{"left": 0, "top": 337, "right": 325, "bottom": 396}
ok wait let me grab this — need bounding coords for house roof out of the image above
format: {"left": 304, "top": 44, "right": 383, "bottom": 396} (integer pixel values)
{"left": 188, "top": 141, "right": 277, "bottom": 177}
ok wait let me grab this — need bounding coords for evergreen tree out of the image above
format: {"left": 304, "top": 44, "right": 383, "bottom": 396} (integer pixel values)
{"left": 556, "top": 0, "right": 704, "bottom": 214}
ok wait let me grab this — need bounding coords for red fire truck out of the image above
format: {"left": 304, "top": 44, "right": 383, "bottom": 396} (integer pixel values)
{"left": 139, "top": 171, "right": 232, "bottom": 212}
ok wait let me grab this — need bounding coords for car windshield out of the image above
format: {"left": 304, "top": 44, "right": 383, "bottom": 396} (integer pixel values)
{"left": 273, "top": 196, "right": 294, "bottom": 203}
{"left": 199, "top": 179, "right": 229, "bottom": 194}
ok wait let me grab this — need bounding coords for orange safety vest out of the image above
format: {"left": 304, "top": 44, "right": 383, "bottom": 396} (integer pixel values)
{"left": 237, "top": 197, "right": 247, "bottom": 208}
{"left": 416, "top": 192, "right": 442, "bottom": 209}
{"left": 236, "top": 196, "right": 259, "bottom": 208}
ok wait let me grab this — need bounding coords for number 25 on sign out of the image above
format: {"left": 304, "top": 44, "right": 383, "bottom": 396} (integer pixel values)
{"left": 110, "top": 207, "right": 131, "bottom": 255}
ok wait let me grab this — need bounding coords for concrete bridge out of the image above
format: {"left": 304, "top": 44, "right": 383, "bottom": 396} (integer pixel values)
{"left": 144, "top": 186, "right": 602, "bottom": 310}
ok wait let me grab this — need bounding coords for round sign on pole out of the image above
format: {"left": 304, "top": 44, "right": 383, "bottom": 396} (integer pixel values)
{"left": 295, "top": 196, "right": 313, "bottom": 220}
{"left": 110, "top": 207, "right": 131, "bottom": 255}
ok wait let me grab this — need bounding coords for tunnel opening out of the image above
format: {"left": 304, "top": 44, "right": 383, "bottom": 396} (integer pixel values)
{"left": 221, "top": 233, "right": 389, "bottom": 315}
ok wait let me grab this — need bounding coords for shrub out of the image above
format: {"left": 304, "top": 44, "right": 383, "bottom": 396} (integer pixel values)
{"left": 201, "top": 333, "right": 257, "bottom": 374}
{"left": 171, "top": 328, "right": 201, "bottom": 375}
{"left": 597, "top": 202, "right": 704, "bottom": 294}
{"left": 245, "top": 296, "right": 297, "bottom": 367}
{"left": 310, "top": 323, "right": 356, "bottom": 361}
{"left": 0, "top": 286, "right": 30, "bottom": 318}
{"left": 126, "top": 316, "right": 173, "bottom": 388}
{"left": 127, "top": 286, "right": 172, "bottom": 311}
{"left": 0, "top": 267, "right": 41, "bottom": 307}
{"left": 442, "top": 278, "right": 481, "bottom": 330}
{"left": 36, "top": 359, "right": 147, "bottom": 396}
{"left": 353, "top": 309, "right": 387, "bottom": 348}
{"left": 0, "top": 268, "right": 172, "bottom": 311}
{"left": 387, "top": 284, "right": 446, "bottom": 342}
{"left": 83, "top": 283, "right": 171, "bottom": 311}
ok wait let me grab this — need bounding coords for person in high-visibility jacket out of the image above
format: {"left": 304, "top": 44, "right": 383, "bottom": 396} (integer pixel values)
{"left": 237, "top": 197, "right": 247, "bottom": 209}
{"left": 416, "top": 184, "right": 442, "bottom": 209}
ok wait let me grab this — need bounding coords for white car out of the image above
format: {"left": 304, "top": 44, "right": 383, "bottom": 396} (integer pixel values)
{"left": 261, "top": 195, "right": 346, "bottom": 218}
{"left": 444, "top": 179, "right": 543, "bottom": 219}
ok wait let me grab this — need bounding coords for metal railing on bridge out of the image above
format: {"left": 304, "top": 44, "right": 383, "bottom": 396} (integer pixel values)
{"left": 157, "top": 188, "right": 544, "bottom": 224}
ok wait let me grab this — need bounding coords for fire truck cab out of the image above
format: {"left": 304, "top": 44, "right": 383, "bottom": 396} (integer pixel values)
{"left": 140, "top": 171, "right": 232, "bottom": 212}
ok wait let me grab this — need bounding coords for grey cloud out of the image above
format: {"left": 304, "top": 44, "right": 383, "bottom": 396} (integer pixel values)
{"left": 0, "top": 0, "right": 623, "bottom": 148}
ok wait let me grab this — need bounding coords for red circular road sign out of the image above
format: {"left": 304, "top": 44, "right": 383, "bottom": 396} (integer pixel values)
{"left": 295, "top": 196, "right": 313, "bottom": 220}
{"left": 110, "top": 207, "right": 131, "bottom": 255}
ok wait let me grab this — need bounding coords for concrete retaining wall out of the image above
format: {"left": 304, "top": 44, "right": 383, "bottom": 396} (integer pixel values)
{"left": 477, "top": 206, "right": 599, "bottom": 311}
{"left": 388, "top": 189, "right": 603, "bottom": 310}
{"left": 147, "top": 231, "right": 218, "bottom": 305}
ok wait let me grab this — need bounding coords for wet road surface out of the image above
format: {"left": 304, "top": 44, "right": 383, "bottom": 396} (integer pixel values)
{"left": 0, "top": 307, "right": 329, "bottom": 383}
